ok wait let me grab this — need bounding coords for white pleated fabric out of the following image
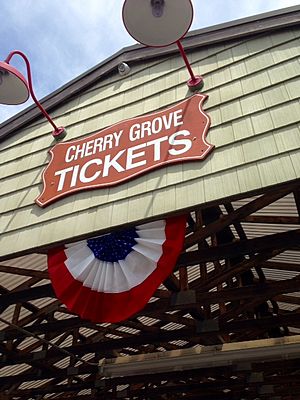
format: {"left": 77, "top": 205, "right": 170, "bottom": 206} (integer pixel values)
{"left": 48, "top": 215, "right": 186, "bottom": 322}
{"left": 64, "top": 220, "right": 166, "bottom": 293}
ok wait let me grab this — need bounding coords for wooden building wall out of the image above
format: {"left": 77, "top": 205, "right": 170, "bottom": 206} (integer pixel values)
{"left": 0, "top": 25, "right": 299, "bottom": 259}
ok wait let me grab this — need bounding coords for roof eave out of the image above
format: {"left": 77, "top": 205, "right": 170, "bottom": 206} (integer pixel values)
{"left": 0, "top": 5, "right": 299, "bottom": 142}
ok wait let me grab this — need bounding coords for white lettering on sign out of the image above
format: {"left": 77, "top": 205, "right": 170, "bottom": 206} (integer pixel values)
{"left": 64, "top": 130, "right": 123, "bottom": 162}
{"left": 126, "top": 143, "right": 147, "bottom": 170}
{"left": 54, "top": 131, "right": 192, "bottom": 191}
{"left": 146, "top": 137, "right": 168, "bottom": 161}
{"left": 129, "top": 109, "right": 183, "bottom": 141}
{"left": 80, "top": 159, "right": 102, "bottom": 183}
{"left": 103, "top": 150, "right": 126, "bottom": 177}
{"left": 168, "top": 130, "right": 192, "bottom": 155}
{"left": 55, "top": 167, "right": 73, "bottom": 191}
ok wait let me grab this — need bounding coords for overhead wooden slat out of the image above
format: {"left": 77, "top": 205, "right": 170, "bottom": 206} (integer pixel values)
{"left": 241, "top": 215, "right": 300, "bottom": 224}
{"left": 0, "top": 264, "right": 48, "bottom": 278}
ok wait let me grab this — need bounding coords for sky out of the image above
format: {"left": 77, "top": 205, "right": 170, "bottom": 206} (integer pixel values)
{"left": 0, "top": 0, "right": 299, "bottom": 124}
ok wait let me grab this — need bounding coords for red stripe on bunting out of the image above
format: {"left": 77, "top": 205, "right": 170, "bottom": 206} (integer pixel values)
{"left": 48, "top": 216, "right": 186, "bottom": 322}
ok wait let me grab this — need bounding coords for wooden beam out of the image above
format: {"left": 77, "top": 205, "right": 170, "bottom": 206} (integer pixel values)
{"left": 3, "top": 351, "right": 300, "bottom": 397}
{"left": 9, "top": 380, "right": 93, "bottom": 397}
{"left": 184, "top": 187, "right": 295, "bottom": 249}
{"left": 218, "top": 291, "right": 272, "bottom": 325}
{"left": 273, "top": 294, "right": 300, "bottom": 306}
{"left": 195, "top": 211, "right": 209, "bottom": 293}
{"left": 224, "top": 205, "right": 267, "bottom": 285}
{"left": 2, "top": 300, "right": 61, "bottom": 332}
{"left": 262, "top": 261, "right": 300, "bottom": 272}
{"left": 0, "top": 264, "right": 48, "bottom": 278}
{"left": 223, "top": 203, "right": 247, "bottom": 240}
{"left": 0, "top": 363, "right": 264, "bottom": 391}
{"left": 3, "top": 282, "right": 300, "bottom": 368}
{"left": 179, "top": 267, "right": 189, "bottom": 291}
{"left": 0, "top": 328, "right": 198, "bottom": 367}
{"left": 5, "top": 356, "right": 300, "bottom": 400}
{"left": 0, "top": 275, "right": 48, "bottom": 315}
{"left": 3, "top": 314, "right": 181, "bottom": 366}
{"left": 46, "top": 392, "right": 241, "bottom": 400}
{"left": 179, "top": 229, "right": 300, "bottom": 265}
{"left": 7, "top": 360, "right": 300, "bottom": 398}
{"left": 294, "top": 189, "right": 300, "bottom": 218}
{"left": 1, "top": 317, "right": 94, "bottom": 340}
{"left": 190, "top": 248, "right": 282, "bottom": 293}
{"left": 241, "top": 215, "right": 300, "bottom": 224}
{"left": 152, "top": 288, "right": 170, "bottom": 298}
{"left": 0, "top": 284, "right": 54, "bottom": 309}
{"left": 143, "top": 277, "right": 300, "bottom": 315}
{"left": 163, "top": 274, "right": 180, "bottom": 292}
{"left": 1, "top": 271, "right": 298, "bottom": 347}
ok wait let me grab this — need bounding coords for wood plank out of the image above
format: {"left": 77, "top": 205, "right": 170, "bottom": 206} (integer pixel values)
{"left": 241, "top": 215, "right": 300, "bottom": 224}
{"left": 3, "top": 279, "right": 300, "bottom": 344}
{"left": 1, "top": 317, "right": 94, "bottom": 341}
{"left": 224, "top": 203, "right": 267, "bottom": 285}
{"left": 0, "top": 284, "right": 54, "bottom": 309}
{"left": 294, "top": 189, "right": 300, "bottom": 217}
{"left": 4, "top": 332, "right": 300, "bottom": 390}
{"left": 184, "top": 186, "right": 298, "bottom": 249}
{"left": 2, "top": 300, "right": 61, "bottom": 333}
{"left": 0, "top": 328, "right": 199, "bottom": 366}
{"left": 224, "top": 202, "right": 247, "bottom": 240}
{"left": 2, "top": 377, "right": 283, "bottom": 399}
{"left": 143, "top": 277, "right": 300, "bottom": 315}
{"left": 274, "top": 294, "right": 300, "bottom": 306}
{"left": 180, "top": 229, "right": 300, "bottom": 266}
{"left": 0, "top": 279, "right": 44, "bottom": 315}
{"left": 0, "top": 264, "right": 48, "bottom": 278}
{"left": 262, "top": 260, "right": 300, "bottom": 272}
{"left": 8, "top": 359, "right": 296, "bottom": 394}
{"left": 163, "top": 274, "right": 180, "bottom": 292}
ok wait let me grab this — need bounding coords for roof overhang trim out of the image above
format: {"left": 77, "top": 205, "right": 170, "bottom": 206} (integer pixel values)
{"left": 0, "top": 6, "right": 299, "bottom": 142}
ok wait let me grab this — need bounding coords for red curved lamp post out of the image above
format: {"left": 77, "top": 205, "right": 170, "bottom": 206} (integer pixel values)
{"left": 0, "top": 50, "right": 66, "bottom": 139}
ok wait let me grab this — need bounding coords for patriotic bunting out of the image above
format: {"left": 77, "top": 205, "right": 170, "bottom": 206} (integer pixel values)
{"left": 48, "top": 216, "right": 186, "bottom": 322}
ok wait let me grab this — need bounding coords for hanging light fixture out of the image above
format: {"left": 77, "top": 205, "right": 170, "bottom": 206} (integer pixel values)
{"left": 0, "top": 50, "right": 66, "bottom": 139}
{"left": 122, "top": 0, "right": 203, "bottom": 89}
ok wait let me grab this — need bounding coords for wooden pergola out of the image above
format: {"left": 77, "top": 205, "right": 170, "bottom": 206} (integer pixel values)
{"left": 1, "top": 179, "right": 300, "bottom": 399}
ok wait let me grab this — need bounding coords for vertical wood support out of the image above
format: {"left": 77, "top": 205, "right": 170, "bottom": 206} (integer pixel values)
{"left": 196, "top": 210, "right": 210, "bottom": 318}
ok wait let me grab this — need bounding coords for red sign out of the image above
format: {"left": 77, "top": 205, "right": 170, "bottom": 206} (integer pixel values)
{"left": 36, "top": 94, "right": 213, "bottom": 207}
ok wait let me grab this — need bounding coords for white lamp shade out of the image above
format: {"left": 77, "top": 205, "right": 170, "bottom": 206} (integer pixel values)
{"left": 0, "top": 61, "right": 29, "bottom": 105}
{"left": 122, "top": 0, "right": 193, "bottom": 47}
